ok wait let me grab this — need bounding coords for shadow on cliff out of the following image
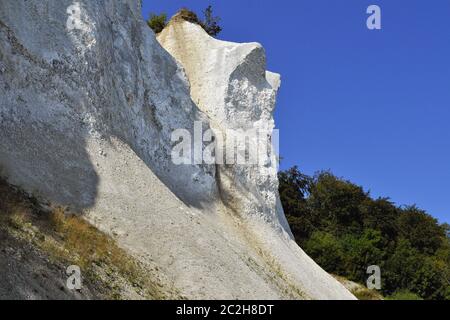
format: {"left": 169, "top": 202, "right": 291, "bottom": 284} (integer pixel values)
{"left": 0, "top": 2, "right": 100, "bottom": 212}
{"left": 0, "top": 0, "right": 246, "bottom": 215}
{"left": 0, "top": 0, "right": 211, "bottom": 214}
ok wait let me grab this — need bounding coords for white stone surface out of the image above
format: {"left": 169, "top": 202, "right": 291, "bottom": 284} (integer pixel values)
{"left": 158, "top": 15, "right": 355, "bottom": 300}
{"left": 0, "top": 1, "right": 355, "bottom": 299}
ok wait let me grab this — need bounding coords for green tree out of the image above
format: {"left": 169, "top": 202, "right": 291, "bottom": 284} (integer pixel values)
{"left": 278, "top": 166, "right": 313, "bottom": 241}
{"left": 397, "top": 206, "right": 445, "bottom": 255}
{"left": 361, "top": 197, "right": 399, "bottom": 241}
{"left": 387, "top": 290, "right": 423, "bottom": 300}
{"left": 201, "top": 5, "right": 222, "bottom": 37}
{"left": 147, "top": 12, "right": 167, "bottom": 34}
{"left": 308, "top": 172, "right": 367, "bottom": 235}
{"left": 411, "top": 256, "right": 448, "bottom": 300}
{"left": 278, "top": 166, "right": 450, "bottom": 300}
{"left": 442, "top": 223, "right": 450, "bottom": 239}
{"left": 340, "top": 229, "right": 385, "bottom": 282}
{"left": 304, "top": 231, "right": 344, "bottom": 273}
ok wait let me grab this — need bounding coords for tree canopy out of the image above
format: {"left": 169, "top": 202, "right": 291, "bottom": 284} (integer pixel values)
{"left": 279, "top": 167, "right": 450, "bottom": 300}
{"left": 146, "top": 6, "right": 222, "bottom": 37}
{"left": 147, "top": 12, "right": 167, "bottom": 34}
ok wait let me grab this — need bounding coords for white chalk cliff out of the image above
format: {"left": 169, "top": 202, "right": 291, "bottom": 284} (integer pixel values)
{"left": 0, "top": 1, "right": 355, "bottom": 299}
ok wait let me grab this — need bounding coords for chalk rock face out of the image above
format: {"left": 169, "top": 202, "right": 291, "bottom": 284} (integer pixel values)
{"left": 157, "top": 15, "right": 355, "bottom": 300}
{"left": 0, "top": 0, "right": 216, "bottom": 210}
{"left": 0, "top": 1, "right": 355, "bottom": 299}
{"left": 158, "top": 15, "right": 290, "bottom": 234}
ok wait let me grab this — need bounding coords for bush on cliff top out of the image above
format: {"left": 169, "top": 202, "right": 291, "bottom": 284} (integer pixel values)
{"left": 147, "top": 13, "right": 167, "bottom": 34}
{"left": 147, "top": 6, "right": 222, "bottom": 37}
{"left": 279, "top": 166, "right": 450, "bottom": 300}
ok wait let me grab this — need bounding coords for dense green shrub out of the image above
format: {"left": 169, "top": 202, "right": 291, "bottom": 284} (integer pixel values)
{"left": 146, "top": 7, "right": 222, "bottom": 37}
{"left": 387, "top": 290, "right": 423, "bottom": 300}
{"left": 304, "top": 231, "right": 344, "bottom": 272}
{"left": 279, "top": 167, "right": 450, "bottom": 300}
{"left": 147, "top": 13, "right": 167, "bottom": 34}
{"left": 202, "top": 5, "right": 222, "bottom": 37}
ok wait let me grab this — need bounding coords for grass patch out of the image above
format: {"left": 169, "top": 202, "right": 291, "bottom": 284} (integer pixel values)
{"left": 0, "top": 178, "right": 171, "bottom": 299}
{"left": 351, "top": 287, "right": 384, "bottom": 300}
{"left": 333, "top": 275, "right": 384, "bottom": 300}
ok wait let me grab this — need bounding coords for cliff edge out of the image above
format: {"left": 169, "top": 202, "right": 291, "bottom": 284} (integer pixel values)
{"left": 0, "top": 1, "right": 354, "bottom": 299}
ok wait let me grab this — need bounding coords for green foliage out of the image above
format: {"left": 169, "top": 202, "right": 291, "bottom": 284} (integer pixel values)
{"left": 202, "top": 5, "right": 222, "bottom": 37}
{"left": 340, "top": 229, "right": 385, "bottom": 281}
{"left": 309, "top": 172, "right": 368, "bottom": 235}
{"left": 397, "top": 206, "right": 445, "bottom": 255}
{"left": 304, "top": 231, "right": 344, "bottom": 272}
{"left": 147, "top": 12, "right": 167, "bottom": 34}
{"left": 383, "top": 238, "right": 422, "bottom": 293}
{"left": 154, "top": 6, "right": 222, "bottom": 37}
{"left": 175, "top": 6, "right": 223, "bottom": 37}
{"left": 443, "top": 223, "right": 450, "bottom": 239}
{"left": 279, "top": 167, "right": 313, "bottom": 240}
{"left": 279, "top": 167, "right": 450, "bottom": 300}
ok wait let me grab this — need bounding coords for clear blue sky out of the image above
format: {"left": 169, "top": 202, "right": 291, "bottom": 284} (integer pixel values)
{"left": 142, "top": 0, "right": 450, "bottom": 224}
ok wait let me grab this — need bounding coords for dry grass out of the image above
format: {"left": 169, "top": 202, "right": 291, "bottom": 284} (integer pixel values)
{"left": 49, "top": 209, "right": 126, "bottom": 270}
{"left": 0, "top": 178, "right": 169, "bottom": 299}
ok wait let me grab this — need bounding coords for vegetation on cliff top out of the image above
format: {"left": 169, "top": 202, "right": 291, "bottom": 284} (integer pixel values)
{"left": 147, "top": 12, "right": 167, "bottom": 34}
